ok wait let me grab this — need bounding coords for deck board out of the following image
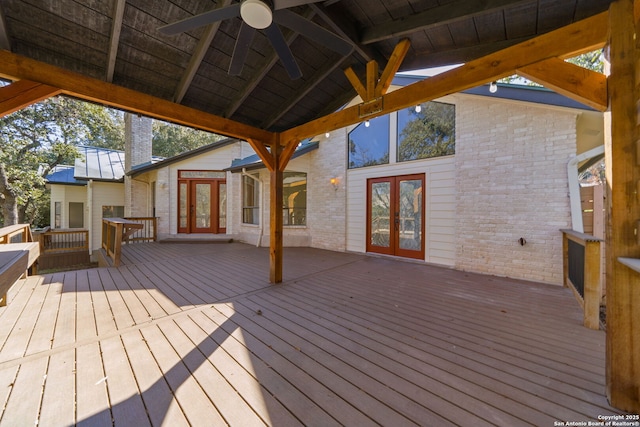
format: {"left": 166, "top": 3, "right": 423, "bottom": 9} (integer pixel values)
{"left": 0, "top": 242, "right": 624, "bottom": 426}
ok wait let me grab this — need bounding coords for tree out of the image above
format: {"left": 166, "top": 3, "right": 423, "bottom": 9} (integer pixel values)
{"left": 397, "top": 102, "right": 456, "bottom": 161}
{"left": 0, "top": 96, "right": 124, "bottom": 227}
{"left": 152, "top": 121, "right": 224, "bottom": 158}
{"left": 501, "top": 49, "right": 604, "bottom": 85}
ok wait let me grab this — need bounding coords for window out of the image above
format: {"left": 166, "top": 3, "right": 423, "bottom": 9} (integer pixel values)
{"left": 54, "top": 202, "right": 61, "bottom": 228}
{"left": 283, "top": 172, "right": 307, "bottom": 226}
{"left": 69, "top": 202, "right": 84, "bottom": 228}
{"left": 397, "top": 101, "right": 455, "bottom": 162}
{"left": 348, "top": 115, "right": 390, "bottom": 169}
{"left": 243, "top": 175, "right": 260, "bottom": 225}
{"left": 102, "top": 206, "right": 125, "bottom": 218}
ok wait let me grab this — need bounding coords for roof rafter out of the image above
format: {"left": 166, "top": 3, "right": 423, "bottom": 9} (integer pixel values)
{"left": 280, "top": 10, "right": 608, "bottom": 142}
{"left": 360, "top": 0, "right": 532, "bottom": 44}
{"left": 174, "top": 0, "right": 233, "bottom": 103}
{"left": 105, "top": 0, "right": 125, "bottom": 82}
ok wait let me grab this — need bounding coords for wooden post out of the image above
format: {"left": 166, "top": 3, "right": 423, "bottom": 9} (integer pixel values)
{"left": 605, "top": 0, "right": 640, "bottom": 412}
{"left": 270, "top": 142, "right": 283, "bottom": 283}
{"left": 583, "top": 239, "right": 601, "bottom": 330}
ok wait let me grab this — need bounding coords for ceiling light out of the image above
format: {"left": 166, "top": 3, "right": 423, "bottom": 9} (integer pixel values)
{"left": 489, "top": 81, "right": 498, "bottom": 93}
{"left": 240, "top": 0, "right": 272, "bottom": 29}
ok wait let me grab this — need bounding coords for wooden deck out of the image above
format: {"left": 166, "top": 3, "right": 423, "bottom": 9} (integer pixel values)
{"left": 0, "top": 242, "right": 622, "bottom": 426}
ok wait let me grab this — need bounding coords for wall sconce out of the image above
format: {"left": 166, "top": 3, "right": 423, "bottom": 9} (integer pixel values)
{"left": 489, "top": 81, "right": 498, "bottom": 93}
{"left": 330, "top": 177, "right": 340, "bottom": 190}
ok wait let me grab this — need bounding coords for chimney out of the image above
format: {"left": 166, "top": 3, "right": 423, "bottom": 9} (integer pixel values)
{"left": 124, "top": 113, "right": 152, "bottom": 172}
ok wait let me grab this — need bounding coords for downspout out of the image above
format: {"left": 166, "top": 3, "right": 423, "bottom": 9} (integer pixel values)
{"left": 242, "top": 168, "right": 263, "bottom": 247}
{"left": 87, "top": 179, "right": 93, "bottom": 252}
{"left": 567, "top": 145, "right": 604, "bottom": 233}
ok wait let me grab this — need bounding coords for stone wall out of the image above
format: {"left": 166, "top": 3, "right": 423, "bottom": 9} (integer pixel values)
{"left": 455, "top": 97, "right": 577, "bottom": 285}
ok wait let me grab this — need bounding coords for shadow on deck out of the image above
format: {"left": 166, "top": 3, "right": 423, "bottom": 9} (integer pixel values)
{"left": 0, "top": 242, "right": 622, "bottom": 426}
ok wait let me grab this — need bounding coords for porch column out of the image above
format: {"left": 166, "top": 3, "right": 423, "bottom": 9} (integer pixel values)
{"left": 605, "top": 0, "right": 640, "bottom": 413}
{"left": 270, "top": 142, "right": 283, "bottom": 283}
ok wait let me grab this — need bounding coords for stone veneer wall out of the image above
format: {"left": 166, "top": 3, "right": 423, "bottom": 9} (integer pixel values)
{"left": 455, "top": 97, "right": 577, "bottom": 285}
{"left": 124, "top": 113, "right": 153, "bottom": 217}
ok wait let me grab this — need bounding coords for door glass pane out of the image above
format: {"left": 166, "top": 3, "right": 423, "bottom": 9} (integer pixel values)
{"left": 195, "top": 183, "right": 211, "bottom": 228}
{"left": 370, "top": 182, "right": 391, "bottom": 247}
{"left": 219, "top": 183, "right": 227, "bottom": 229}
{"left": 179, "top": 182, "right": 188, "bottom": 228}
{"left": 398, "top": 179, "right": 423, "bottom": 250}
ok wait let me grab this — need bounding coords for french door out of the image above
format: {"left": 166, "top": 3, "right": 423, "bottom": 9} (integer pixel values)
{"left": 178, "top": 176, "right": 226, "bottom": 234}
{"left": 366, "top": 174, "right": 425, "bottom": 260}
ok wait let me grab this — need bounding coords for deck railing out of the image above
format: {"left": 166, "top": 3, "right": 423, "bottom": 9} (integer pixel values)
{"left": 0, "top": 223, "right": 33, "bottom": 244}
{"left": 101, "top": 218, "right": 143, "bottom": 267}
{"left": 561, "top": 229, "right": 603, "bottom": 329}
{"left": 123, "top": 217, "right": 157, "bottom": 243}
{"left": 37, "top": 227, "right": 89, "bottom": 253}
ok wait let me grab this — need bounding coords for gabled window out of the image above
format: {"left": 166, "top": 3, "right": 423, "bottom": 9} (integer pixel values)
{"left": 397, "top": 101, "right": 455, "bottom": 162}
{"left": 348, "top": 115, "right": 390, "bottom": 169}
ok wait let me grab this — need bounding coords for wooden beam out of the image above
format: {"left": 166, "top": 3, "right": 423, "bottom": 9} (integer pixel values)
{"left": 343, "top": 66, "right": 367, "bottom": 101}
{"left": 376, "top": 38, "right": 411, "bottom": 98}
{"left": 246, "top": 138, "right": 275, "bottom": 172}
{"left": 105, "top": 0, "right": 125, "bottom": 83}
{"left": 269, "top": 141, "right": 283, "bottom": 283}
{"left": 0, "top": 50, "right": 275, "bottom": 144}
{"left": 278, "top": 139, "right": 300, "bottom": 172}
{"left": 366, "top": 60, "right": 378, "bottom": 101}
{"left": 360, "top": 0, "right": 531, "bottom": 44}
{"left": 174, "top": 0, "right": 232, "bottom": 103}
{"left": 0, "top": 80, "right": 61, "bottom": 117}
{"left": 517, "top": 58, "right": 608, "bottom": 111}
{"left": 605, "top": 0, "right": 640, "bottom": 413}
{"left": 280, "top": 11, "right": 608, "bottom": 142}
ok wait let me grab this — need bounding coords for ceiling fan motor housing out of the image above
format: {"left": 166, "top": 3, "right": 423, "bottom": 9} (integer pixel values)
{"left": 241, "top": 0, "right": 273, "bottom": 29}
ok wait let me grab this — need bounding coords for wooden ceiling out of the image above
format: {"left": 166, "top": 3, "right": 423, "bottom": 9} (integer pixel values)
{"left": 0, "top": 0, "right": 613, "bottom": 133}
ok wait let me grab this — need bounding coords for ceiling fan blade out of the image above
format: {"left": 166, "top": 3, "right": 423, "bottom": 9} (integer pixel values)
{"left": 264, "top": 23, "right": 302, "bottom": 80}
{"left": 229, "top": 22, "right": 256, "bottom": 76}
{"left": 159, "top": 3, "right": 241, "bottom": 35}
{"left": 273, "top": 0, "right": 321, "bottom": 10}
{"left": 273, "top": 9, "right": 352, "bottom": 56}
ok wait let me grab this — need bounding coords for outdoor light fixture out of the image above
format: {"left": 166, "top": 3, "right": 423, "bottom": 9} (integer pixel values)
{"left": 489, "top": 81, "right": 498, "bottom": 93}
{"left": 365, "top": 120, "right": 370, "bottom": 127}
{"left": 240, "top": 0, "right": 273, "bottom": 29}
{"left": 415, "top": 104, "right": 422, "bottom": 113}
{"left": 330, "top": 177, "right": 339, "bottom": 190}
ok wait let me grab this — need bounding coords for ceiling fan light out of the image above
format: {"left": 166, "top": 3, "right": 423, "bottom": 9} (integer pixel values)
{"left": 241, "top": 0, "right": 273, "bottom": 29}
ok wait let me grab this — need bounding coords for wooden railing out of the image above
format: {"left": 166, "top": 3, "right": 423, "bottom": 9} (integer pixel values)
{"left": 0, "top": 223, "right": 34, "bottom": 244}
{"left": 0, "top": 224, "right": 39, "bottom": 306}
{"left": 36, "top": 227, "right": 89, "bottom": 254}
{"left": 101, "top": 218, "right": 143, "bottom": 267}
{"left": 561, "top": 229, "right": 603, "bottom": 329}
{"left": 123, "top": 217, "right": 157, "bottom": 243}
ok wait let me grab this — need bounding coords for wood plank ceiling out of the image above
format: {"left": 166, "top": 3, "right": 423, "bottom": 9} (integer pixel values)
{"left": 0, "top": 0, "right": 613, "bottom": 133}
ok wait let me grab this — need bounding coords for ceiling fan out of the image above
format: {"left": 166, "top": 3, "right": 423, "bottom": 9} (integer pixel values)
{"left": 159, "top": 0, "right": 353, "bottom": 80}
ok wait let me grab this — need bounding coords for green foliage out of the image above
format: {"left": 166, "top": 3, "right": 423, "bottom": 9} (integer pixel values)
{"left": 500, "top": 49, "right": 604, "bottom": 85}
{"left": 152, "top": 121, "right": 224, "bottom": 158}
{"left": 397, "top": 102, "right": 455, "bottom": 161}
{"left": 0, "top": 96, "right": 124, "bottom": 226}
